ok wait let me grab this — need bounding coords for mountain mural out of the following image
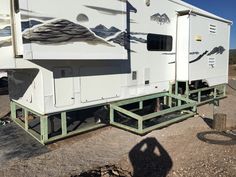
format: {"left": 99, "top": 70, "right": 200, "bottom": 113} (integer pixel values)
{"left": 207, "top": 46, "right": 225, "bottom": 56}
{"left": 0, "top": 20, "right": 42, "bottom": 37}
{"left": 109, "top": 32, "right": 147, "bottom": 47}
{"left": 91, "top": 24, "right": 121, "bottom": 38}
{"left": 151, "top": 13, "right": 170, "bottom": 25}
{"left": 0, "top": 38, "right": 11, "bottom": 48}
{"left": 23, "top": 19, "right": 113, "bottom": 46}
{"left": 21, "top": 20, "right": 42, "bottom": 31}
{"left": 0, "top": 26, "right": 11, "bottom": 37}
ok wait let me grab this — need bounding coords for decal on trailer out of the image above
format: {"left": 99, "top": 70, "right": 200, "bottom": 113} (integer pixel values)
{"left": 151, "top": 13, "right": 170, "bottom": 25}
{"left": 207, "top": 46, "right": 225, "bottom": 56}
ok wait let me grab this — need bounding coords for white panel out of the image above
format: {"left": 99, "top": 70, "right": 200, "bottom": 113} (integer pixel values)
{"left": 80, "top": 67, "right": 121, "bottom": 103}
{"left": 176, "top": 15, "right": 190, "bottom": 81}
{"left": 189, "top": 14, "right": 230, "bottom": 86}
{"left": 19, "top": 0, "right": 127, "bottom": 60}
{"left": 53, "top": 67, "right": 74, "bottom": 107}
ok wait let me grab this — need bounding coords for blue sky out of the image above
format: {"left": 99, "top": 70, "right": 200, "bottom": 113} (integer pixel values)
{"left": 183, "top": 0, "right": 235, "bottom": 49}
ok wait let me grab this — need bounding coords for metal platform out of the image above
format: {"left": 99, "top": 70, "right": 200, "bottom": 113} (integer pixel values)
{"left": 11, "top": 102, "right": 106, "bottom": 144}
{"left": 110, "top": 92, "right": 197, "bottom": 134}
{"left": 10, "top": 83, "right": 226, "bottom": 144}
{"left": 175, "top": 81, "right": 227, "bottom": 105}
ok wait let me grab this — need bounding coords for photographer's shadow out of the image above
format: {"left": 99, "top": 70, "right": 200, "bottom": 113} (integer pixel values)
{"left": 129, "top": 137, "right": 172, "bottom": 177}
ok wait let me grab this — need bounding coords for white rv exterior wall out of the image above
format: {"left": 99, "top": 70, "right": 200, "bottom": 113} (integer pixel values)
{"left": 176, "top": 13, "right": 230, "bottom": 86}
{"left": 2, "top": 0, "right": 231, "bottom": 114}
{"left": 189, "top": 14, "right": 230, "bottom": 86}
{"left": 176, "top": 15, "right": 190, "bottom": 81}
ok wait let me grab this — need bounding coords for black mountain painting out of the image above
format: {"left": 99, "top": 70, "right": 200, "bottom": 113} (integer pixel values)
{"left": 151, "top": 13, "right": 170, "bottom": 25}
{"left": 207, "top": 46, "right": 225, "bottom": 56}
{"left": 91, "top": 24, "right": 121, "bottom": 38}
{"left": 23, "top": 19, "right": 112, "bottom": 46}
{"left": 109, "top": 32, "right": 147, "bottom": 47}
{"left": 0, "top": 20, "right": 42, "bottom": 37}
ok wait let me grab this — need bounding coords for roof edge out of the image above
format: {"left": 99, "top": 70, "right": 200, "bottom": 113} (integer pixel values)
{"left": 169, "top": 0, "right": 233, "bottom": 25}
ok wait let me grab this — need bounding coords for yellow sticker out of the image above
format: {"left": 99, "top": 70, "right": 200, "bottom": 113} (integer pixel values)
{"left": 195, "top": 36, "right": 202, "bottom": 42}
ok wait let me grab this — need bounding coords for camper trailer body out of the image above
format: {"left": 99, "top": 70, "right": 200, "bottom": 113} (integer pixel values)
{"left": 0, "top": 0, "right": 231, "bottom": 115}
{"left": 0, "top": 0, "right": 231, "bottom": 143}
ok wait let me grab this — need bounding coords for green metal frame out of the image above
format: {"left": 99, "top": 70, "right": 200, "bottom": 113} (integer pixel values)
{"left": 10, "top": 81, "right": 227, "bottom": 144}
{"left": 10, "top": 102, "right": 106, "bottom": 144}
{"left": 109, "top": 92, "right": 197, "bottom": 134}
{"left": 175, "top": 81, "right": 226, "bottom": 105}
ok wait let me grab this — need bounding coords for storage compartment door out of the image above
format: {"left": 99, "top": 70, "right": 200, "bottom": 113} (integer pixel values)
{"left": 53, "top": 67, "right": 74, "bottom": 107}
{"left": 80, "top": 67, "right": 121, "bottom": 103}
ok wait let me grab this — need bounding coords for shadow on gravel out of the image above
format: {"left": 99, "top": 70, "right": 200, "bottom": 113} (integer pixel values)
{"left": 75, "top": 138, "right": 172, "bottom": 177}
{"left": 0, "top": 123, "right": 49, "bottom": 164}
{"left": 0, "top": 77, "right": 8, "bottom": 96}
{"left": 197, "top": 131, "right": 236, "bottom": 145}
{"left": 129, "top": 137, "right": 173, "bottom": 177}
{"left": 202, "top": 117, "right": 213, "bottom": 129}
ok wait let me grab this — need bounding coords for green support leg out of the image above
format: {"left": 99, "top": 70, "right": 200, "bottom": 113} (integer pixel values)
{"left": 214, "top": 88, "right": 217, "bottom": 99}
{"left": 10, "top": 102, "right": 16, "bottom": 119}
{"left": 223, "top": 85, "right": 226, "bottom": 96}
{"left": 110, "top": 106, "right": 114, "bottom": 124}
{"left": 178, "top": 95, "right": 181, "bottom": 106}
{"left": 139, "top": 101, "right": 143, "bottom": 110}
{"left": 24, "top": 109, "right": 29, "bottom": 131}
{"left": 138, "top": 118, "right": 143, "bottom": 133}
{"left": 175, "top": 81, "right": 178, "bottom": 95}
{"left": 40, "top": 116, "right": 48, "bottom": 143}
{"left": 164, "top": 96, "right": 167, "bottom": 105}
{"left": 198, "top": 91, "right": 201, "bottom": 103}
{"left": 169, "top": 82, "right": 173, "bottom": 107}
{"left": 61, "top": 112, "right": 67, "bottom": 136}
{"left": 185, "top": 81, "right": 189, "bottom": 99}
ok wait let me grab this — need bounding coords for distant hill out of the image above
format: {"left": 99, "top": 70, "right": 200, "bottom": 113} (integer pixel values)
{"left": 230, "top": 49, "right": 236, "bottom": 65}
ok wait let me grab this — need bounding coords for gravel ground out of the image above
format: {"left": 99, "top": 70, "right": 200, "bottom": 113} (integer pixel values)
{"left": 0, "top": 74, "right": 235, "bottom": 177}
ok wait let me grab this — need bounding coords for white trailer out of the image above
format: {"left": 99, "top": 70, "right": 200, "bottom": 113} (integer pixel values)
{"left": 0, "top": 0, "right": 231, "bottom": 143}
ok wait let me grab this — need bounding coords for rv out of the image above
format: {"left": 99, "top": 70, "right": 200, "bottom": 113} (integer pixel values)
{"left": 0, "top": 0, "right": 231, "bottom": 144}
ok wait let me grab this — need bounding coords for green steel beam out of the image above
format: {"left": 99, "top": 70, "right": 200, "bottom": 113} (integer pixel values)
{"left": 9, "top": 83, "right": 226, "bottom": 144}
{"left": 189, "top": 84, "right": 225, "bottom": 94}
{"left": 40, "top": 116, "right": 48, "bottom": 143}
{"left": 13, "top": 101, "right": 42, "bottom": 117}
{"left": 164, "top": 96, "right": 167, "bottom": 105}
{"left": 167, "top": 93, "right": 196, "bottom": 104}
{"left": 13, "top": 117, "right": 42, "bottom": 143}
{"left": 185, "top": 81, "right": 189, "bottom": 99}
{"left": 142, "top": 112, "right": 195, "bottom": 134}
{"left": 143, "top": 103, "right": 195, "bottom": 121}
{"left": 61, "top": 112, "right": 67, "bottom": 136}
{"left": 196, "top": 96, "right": 226, "bottom": 106}
{"left": 112, "top": 92, "right": 167, "bottom": 107}
{"left": 24, "top": 109, "right": 29, "bottom": 131}
{"left": 10, "top": 102, "right": 16, "bottom": 119}
{"left": 110, "top": 104, "right": 143, "bottom": 121}
{"left": 139, "top": 101, "right": 143, "bottom": 110}
{"left": 175, "top": 81, "right": 178, "bottom": 95}
{"left": 110, "top": 122, "right": 141, "bottom": 134}
{"left": 110, "top": 107, "right": 114, "bottom": 123}
{"left": 44, "top": 123, "right": 106, "bottom": 144}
